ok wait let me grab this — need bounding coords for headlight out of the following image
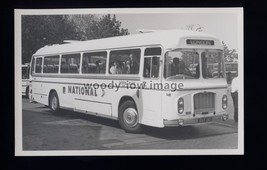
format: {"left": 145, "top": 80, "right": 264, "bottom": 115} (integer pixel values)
{"left": 178, "top": 98, "right": 184, "bottom": 114}
{"left": 222, "top": 95, "right": 227, "bottom": 110}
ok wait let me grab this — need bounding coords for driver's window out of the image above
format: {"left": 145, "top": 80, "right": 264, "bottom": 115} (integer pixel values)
{"left": 164, "top": 51, "right": 200, "bottom": 79}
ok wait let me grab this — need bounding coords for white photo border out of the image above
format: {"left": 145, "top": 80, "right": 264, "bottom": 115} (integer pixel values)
{"left": 15, "top": 8, "right": 244, "bottom": 156}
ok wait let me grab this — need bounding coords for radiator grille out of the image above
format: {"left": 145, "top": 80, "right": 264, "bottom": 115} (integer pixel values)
{"left": 194, "top": 92, "right": 215, "bottom": 113}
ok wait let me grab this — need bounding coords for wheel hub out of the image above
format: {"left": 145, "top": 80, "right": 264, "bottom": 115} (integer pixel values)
{"left": 123, "top": 108, "right": 138, "bottom": 127}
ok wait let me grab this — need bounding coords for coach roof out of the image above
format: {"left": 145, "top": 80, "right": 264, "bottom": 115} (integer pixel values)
{"left": 33, "top": 29, "right": 221, "bottom": 56}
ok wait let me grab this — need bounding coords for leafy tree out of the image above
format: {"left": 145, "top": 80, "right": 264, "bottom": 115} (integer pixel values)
{"left": 222, "top": 41, "right": 238, "bottom": 62}
{"left": 85, "top": 14, "right": 129, "bottom": 40}
{"left": 63, "top": 14, "right": 96, "bottom": 41}
{"left": 22, "top": 14, "right": 129, "bottom": 64}
{"left": 22, "top": 15, "right": 78, "bottom": 63}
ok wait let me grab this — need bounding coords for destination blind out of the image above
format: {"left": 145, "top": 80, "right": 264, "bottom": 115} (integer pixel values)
{"left": 186, "top": 39, "right": 214, "bottom": 45}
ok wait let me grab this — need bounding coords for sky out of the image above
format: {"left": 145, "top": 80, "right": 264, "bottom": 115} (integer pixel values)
{"left": 115, "top": 13, "right": 239, "bottom": 50}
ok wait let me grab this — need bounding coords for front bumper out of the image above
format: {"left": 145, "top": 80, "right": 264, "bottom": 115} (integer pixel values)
{"left": 163, "top": 114, "right": 228, "bottom": 127}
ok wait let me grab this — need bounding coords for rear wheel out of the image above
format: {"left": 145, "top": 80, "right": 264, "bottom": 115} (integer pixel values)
{"left": 49, "top": 91, "right": 61, "bottom": 114}
{"left": 118, "top": 100, "right": 142, "bottom": 133}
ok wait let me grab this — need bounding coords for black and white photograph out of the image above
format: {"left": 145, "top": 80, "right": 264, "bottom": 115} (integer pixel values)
{"left": 15, "top": 8, "right": 244, "bottom": 155}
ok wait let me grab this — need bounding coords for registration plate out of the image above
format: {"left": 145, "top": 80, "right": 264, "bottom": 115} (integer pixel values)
{"left": 198, "top": 117, "right": 212, "bottom": 123}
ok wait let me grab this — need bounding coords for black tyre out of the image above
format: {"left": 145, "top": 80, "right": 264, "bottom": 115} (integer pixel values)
{"left": 49, "top": 91, "right": 61, "bottom": 114}
{"left": 26, "top": 87, "right": 29, "bottom": 99}
{"left": 118, "top": 100, "right": 142, "bottom": 133}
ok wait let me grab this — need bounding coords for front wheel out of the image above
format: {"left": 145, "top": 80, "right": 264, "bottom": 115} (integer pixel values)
{"left": 118, "top": 100, "right": 142, "bottom": 133}
{"left": 49, "top": 91, "right": 61, "bottom": 114}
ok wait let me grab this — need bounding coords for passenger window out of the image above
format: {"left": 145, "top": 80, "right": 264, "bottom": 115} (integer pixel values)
{"left": 82, "top": 52, "right": 107, "bottom": 74}
{"left": 35, "top": 57, "right": 43, "bottom": 73}
{"left": 109, "top": 49, "right": 141, "bottom": 74}
{"left": 43, "top": 55, "right": 60, "bottom": 73}
{"left": 60, "top": 54, "right": 80, "bottom": 74}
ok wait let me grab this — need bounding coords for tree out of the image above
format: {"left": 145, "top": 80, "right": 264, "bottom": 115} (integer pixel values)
{"left": 63, "top": 14, "right": 96, "bottom": 41}
{"left": 21, "top": 14, "right": 129, "bottom": 64}
{"left": 222, "top": 41, "right": 238, "bottom": 62}
{"left": 85, "top": 14, "right": 129, "bottom": 40}
{"left": 22, "top": 15, "right": 78, "bottom": 63}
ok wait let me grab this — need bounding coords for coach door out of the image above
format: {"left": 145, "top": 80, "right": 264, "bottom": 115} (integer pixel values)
{"left": 139, "top": 47, "right": 163, "bottom": 127}
{"left": 32, "top": 57, "right": 45, "bottom": 102}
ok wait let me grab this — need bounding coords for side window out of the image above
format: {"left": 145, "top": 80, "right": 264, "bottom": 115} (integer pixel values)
{"left": 109, "top": 49, "right": 141, "bottom": 74}
{"left": 143, "top": 47, "right": 161, "bottom": 78}
{"left": 82, "top": 51, "right": 107, "bottom": 74}
{"left": 30, "top": 57, "right": 35, "bottom": 75}
{"left": 43, "top": 55, "right": 60, "bottom": 73}
{"left": 35, "top": 57, "right": 43, "bottom": 73}
{"left": 60, "top": 53, "right": 81, "bottom": 74}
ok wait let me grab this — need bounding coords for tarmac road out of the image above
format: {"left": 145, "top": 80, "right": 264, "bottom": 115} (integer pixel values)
{"left": 21, "top": 93, "right": 238, "bottom": 150}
